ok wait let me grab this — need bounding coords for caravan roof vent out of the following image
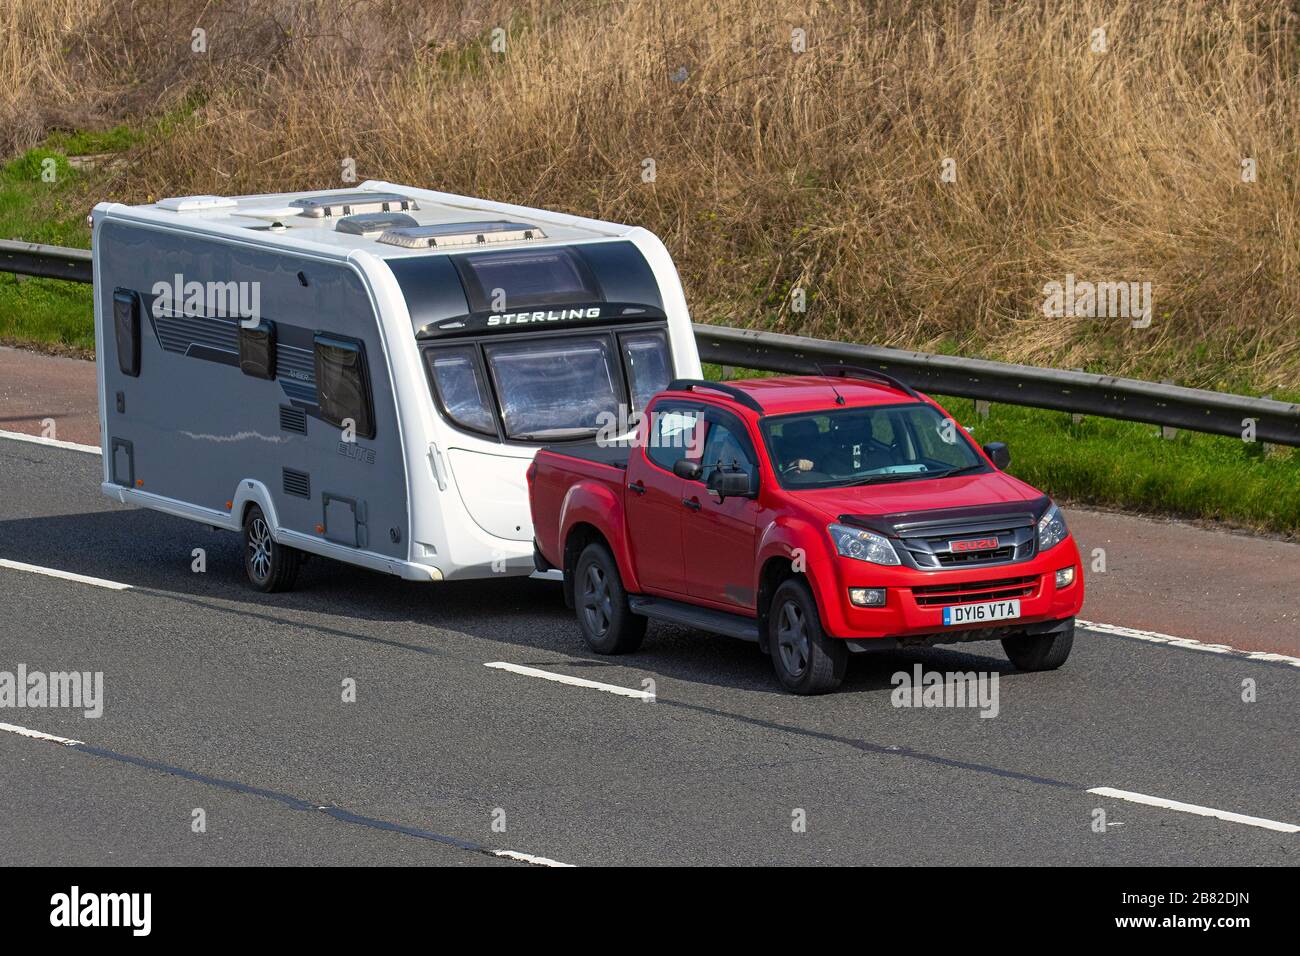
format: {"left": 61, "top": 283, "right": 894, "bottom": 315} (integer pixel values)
{"left": 376, "top": 221, "right": 546, "bottom": 250}
{"left": 335, "top": 212, "right": 420, "bottom": 237}
{"left": 156, "top": 195, "right": 238, "bottom": 213}
{"left": 289, "top": 192, "right": 418, "bottom": 219}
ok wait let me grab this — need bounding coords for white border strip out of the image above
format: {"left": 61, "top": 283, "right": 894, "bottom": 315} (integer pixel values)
{"left": 0, "top": 428, "right": 101, "bottom": 455}
{"left": 1079, "top": 619, "right": 1300, "bottom": 668}
{"left": 485, "top": 661, "right": 653, "bottom": 700}
{"left": 1088, "top": 787, "right": 1299, "bottom": 834}
{"left": 0, "top": 558, "right": 132, "bottom": 591}
{"left": 493, "top": 849, "right": 576, "bottom": 867}
{"left": 0, "top": 721, "right": 84, "bottom": 746}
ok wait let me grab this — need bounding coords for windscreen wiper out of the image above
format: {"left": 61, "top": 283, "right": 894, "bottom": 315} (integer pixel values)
{"left": 926, "top": 463, "right": 988, "bottom": 480}
{"left": 514, "top": 428, "right": 599, "bottom": 441}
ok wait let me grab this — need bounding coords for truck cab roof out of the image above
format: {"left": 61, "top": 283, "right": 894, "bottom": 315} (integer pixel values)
{"left": 661, "top": 374, "right": 924, "bottom": 416}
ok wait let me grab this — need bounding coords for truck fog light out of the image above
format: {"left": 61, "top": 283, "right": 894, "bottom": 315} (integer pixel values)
{"left": 849, "top": 587, "right": 886, "bottom": 607}
{"left": 1055, "top": 567, "right": 1075, "bottom": 588}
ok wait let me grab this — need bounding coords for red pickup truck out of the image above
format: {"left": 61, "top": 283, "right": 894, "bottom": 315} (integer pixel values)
{"left": 528, "top": 371, "right": 1084, "bottom": 694}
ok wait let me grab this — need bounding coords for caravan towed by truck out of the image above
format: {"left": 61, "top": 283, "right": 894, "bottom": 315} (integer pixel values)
{"left": 91, "top": 182, "right": 700, "bottom": 589}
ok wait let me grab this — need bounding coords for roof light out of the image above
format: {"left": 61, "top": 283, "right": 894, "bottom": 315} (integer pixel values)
{"left": 289, "top": 192, "right": 418, "bottom": 219}
{"left": 156, "top": 195, "right": 238, "bottom": 213}
{"left": 376, "top": 221, "right": 546, "bottom": 249}
{"left": 335, "top": 212, "right": 420, "bottom": 236}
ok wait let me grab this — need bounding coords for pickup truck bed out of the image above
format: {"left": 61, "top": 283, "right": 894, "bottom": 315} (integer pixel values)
{"left": 540, "top": 440, "right": 630, "bottom": 469}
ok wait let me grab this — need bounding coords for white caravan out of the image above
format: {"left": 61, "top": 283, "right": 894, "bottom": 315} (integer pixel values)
{"left": 91, "top": 182, "right": 700, "bottom": 589}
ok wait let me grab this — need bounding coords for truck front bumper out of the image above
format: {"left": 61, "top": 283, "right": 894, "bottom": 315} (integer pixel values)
{"left": 812, "top": 541, "right": 1084, "bottom": 643}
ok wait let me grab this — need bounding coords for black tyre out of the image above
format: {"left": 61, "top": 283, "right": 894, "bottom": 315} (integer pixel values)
{"left": 1002, "top": 620, "right": 1074, "bottom": 671}
{"left": 769, "top": 578, "right": 846, "bottom": 695}
{"left": 242, "top": 504, "right": 302, "bottom": 593}
{"left": 574, "top": 542, "right": 646, "bottom": 654}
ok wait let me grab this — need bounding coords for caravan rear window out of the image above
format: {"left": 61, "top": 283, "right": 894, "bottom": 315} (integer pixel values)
{"left": 314, "top": 335, "right": 375, "bottom": 439}
{"left": 425, "top": 347, "right": 496, "bottom": 436}
{"left": 484, "top": 336, "right": 620, "bottom": 442}
{"left": 457, "top": 248, "right": 597, "bottom": 310}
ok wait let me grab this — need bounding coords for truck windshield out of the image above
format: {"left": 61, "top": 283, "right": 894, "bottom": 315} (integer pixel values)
{"left": 761, "top": 402, "right": 988, "bottom": 489}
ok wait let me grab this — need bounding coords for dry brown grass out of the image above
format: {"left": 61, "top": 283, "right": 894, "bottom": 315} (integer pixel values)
{"left": 9, "top": 0, "right": 1300, "bottom": 387}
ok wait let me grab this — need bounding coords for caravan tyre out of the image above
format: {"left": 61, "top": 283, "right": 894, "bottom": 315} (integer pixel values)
{"left": 242, "top": 505, "right": 302, "bottom": 593}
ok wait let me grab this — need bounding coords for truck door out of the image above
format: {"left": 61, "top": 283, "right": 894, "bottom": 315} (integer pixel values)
{"left": 623, "top": 402, "right": 703, "bottom": 595}
{"left": 681, "top": 410, "right": 760, "bottom": 609}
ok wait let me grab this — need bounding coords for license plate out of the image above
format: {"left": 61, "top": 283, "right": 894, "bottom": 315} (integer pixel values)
{"left": 942, "top": 599, "right": 1020, "bottom": 626}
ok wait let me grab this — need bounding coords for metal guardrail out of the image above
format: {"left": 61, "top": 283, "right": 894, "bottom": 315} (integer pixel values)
{"left": 3, "top": 241, "right": 1296, "bottom": 446}
{"left": 695, "top": 324, "right": 1300, "bottom": 447}
{"left": 0, "top": 239, "right": 93, "bottom": 283}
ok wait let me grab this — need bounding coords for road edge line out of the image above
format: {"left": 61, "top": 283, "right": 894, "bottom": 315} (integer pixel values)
{"left": 0, "top": 428, "right": 101, "bottom": 455}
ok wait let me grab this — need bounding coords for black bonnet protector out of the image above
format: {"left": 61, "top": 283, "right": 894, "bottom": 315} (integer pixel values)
{"left": 839, "top": 495, "right": 1050, "bottom": 538}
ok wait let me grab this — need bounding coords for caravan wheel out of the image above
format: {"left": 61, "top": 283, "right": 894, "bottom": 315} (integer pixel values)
{"left": 242, "top": 505, "right": 302, "bottom": 593}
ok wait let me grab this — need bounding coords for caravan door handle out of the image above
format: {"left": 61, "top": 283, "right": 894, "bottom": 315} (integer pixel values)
{"left": 628, "top": 481, "right": 645, "bottom": 495}
{"left": 681, "top": 497, "right": 701, "bottom": 510}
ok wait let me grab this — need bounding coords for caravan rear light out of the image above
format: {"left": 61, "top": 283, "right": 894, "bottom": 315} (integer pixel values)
{"left": 376, "top": 221, "right": 546, "bottom": 249}
{"left": 289, "top": 192, "right": 418, "bottom": 219}
{"left": 335, "top": 212, "right": 419, "bottom": 236}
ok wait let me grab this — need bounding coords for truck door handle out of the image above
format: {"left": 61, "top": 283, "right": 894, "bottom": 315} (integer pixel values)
{"left": 628, "top": 481, "right": 645, "bottom": 495}
{"left": 682, "top": 497, "right": 701, "bottom": 510}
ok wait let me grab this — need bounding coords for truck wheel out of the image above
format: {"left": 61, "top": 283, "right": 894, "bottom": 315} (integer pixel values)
{"left": 243, "top": 505, "right": 301, "bottom": 593}
{"left": 1002, "top": 620, "right": 1074, "bottom": 671}
{"left": 769, "top": 579, "right": 846, "bottom": 694}
{"left": 574, "top": 543, "right": 646, "bottom": 654}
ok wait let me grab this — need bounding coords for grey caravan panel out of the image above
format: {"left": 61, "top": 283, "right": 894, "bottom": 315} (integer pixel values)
{"left": 97, "top": 221, "right": 408, "bottom": 559}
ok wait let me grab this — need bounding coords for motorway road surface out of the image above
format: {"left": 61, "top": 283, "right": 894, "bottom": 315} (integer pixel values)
{"left": 0, "top": 436, "right": 1296, "bottom": 866}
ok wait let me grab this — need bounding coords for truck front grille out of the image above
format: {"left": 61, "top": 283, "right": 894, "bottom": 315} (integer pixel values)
{"left": 911, "top": 575, "right": 1040, "bottom": 606}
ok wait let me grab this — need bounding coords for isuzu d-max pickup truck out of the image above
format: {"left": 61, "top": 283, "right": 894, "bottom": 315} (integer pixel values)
{"left": 528, "top": 370, "right": 1084, "bottom": 694}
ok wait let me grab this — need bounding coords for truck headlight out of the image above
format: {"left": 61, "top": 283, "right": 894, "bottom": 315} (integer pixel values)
{"left": 1038, "top": 503, "right": 1068, "bottom": 552}
{"left": 828, "top": 523, "right": 901, "bottom": 566}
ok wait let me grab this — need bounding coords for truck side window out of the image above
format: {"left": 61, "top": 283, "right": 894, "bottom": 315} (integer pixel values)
{"left": 645, "top": 405, "right": 703, "bottom": 471}
{"left": 313, "top": 334, "right": 375, "bottom": 439}
{"left": 425, "top": 346, "right": 496, "bottom": 437}
{"left": 700, "top": 418, "right": 756, "bottom": 484}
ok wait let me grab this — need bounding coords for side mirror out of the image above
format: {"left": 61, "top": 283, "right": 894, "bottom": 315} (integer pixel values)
{"left": 673, "top": 458, "right": 702, "bottom": 480}
{"left": 983, "top": 442, "right": 1011, "bottom": 469}
{"left": 707, "top": 467, "right": 754, "bottom": 500}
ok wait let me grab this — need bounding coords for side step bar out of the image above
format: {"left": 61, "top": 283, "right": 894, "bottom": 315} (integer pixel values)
{"left": 628, "top": 595, "right": 760, "bottom": 643}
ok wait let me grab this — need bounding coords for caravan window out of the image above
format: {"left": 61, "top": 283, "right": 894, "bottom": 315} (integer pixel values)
{"left": 619, "top": 330, "right": 671, "bottom": 411}
{"left": 458, "top": 248, "right": 598, "bottom": 310}
{"left": 313, "top": 334, "right": 375, "bottom": 439}
{"left": 425, "top": 347, "right": 496, "bottom": 437}
{"left": 483, "top": 336, "right": 620, "bottom": 441}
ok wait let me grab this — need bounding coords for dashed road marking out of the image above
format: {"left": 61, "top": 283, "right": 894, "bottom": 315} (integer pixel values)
{"left": 0, "top": 721, "right": 83, "bottom": 746}
{"left": 0, "top": 428, "right": 100, "bottom": 455}
{"left": 1079, "top": 619, "right": 1300, "bottom": 669}
{"left": 1088, "top": 787, "right": 1299, "bottom": 834}
{"left": 492, "top": 849, "right": 576, "bottom": 867}
{"left": 485, "top": 661, "right": 653, "bottom": 700}
{"left": 0, "top": 558, "right": 132, "bottom": 591}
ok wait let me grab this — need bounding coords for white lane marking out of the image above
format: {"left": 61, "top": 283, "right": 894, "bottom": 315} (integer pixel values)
{"left": 0, "top": 428, "right": 100, "bottom": 455}
{"left": 493, "top": 849, "right": 577, "bottom": 867}
{"left": 0, "top": 558, "right": 132, "bottom": 591}
{"left": 1088, "top": 787, "right": 1299, "bottom": 834}
{"left": 485, "top": 661, "right": 653, "bottom": 701}
{"left": 1079, "top": 619, "right": 1300, "bottom": 669}
{"left": 0, "top": 721, "right": 84, "bottom": 746}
